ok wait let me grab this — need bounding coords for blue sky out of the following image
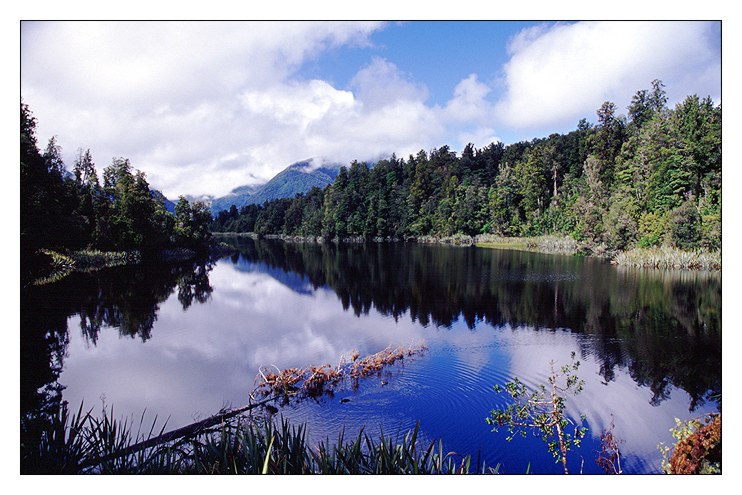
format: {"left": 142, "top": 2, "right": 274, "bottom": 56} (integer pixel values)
{"left": 299, "top": 21, "right": 535, "bottom": 108}
{"left": 20, "top": 20, "right": 721, "bottom": 198}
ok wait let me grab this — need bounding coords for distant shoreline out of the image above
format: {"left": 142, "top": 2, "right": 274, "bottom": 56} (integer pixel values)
{"left": 212, "top": 232, "right": 720, "bottom": 270}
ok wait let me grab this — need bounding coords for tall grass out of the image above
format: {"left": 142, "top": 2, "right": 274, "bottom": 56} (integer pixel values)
{"left": 612, "top": 247, "right": 721, "bottom": 270}
{"left": 475, "top": 234, "right": 578, "bottom": 255}
{"left": 22, "top": 401, "right": 491, "bottom": 474}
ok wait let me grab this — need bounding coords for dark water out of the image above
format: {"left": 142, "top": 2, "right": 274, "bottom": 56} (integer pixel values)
{"left": 21, "top": 238, "right": 721, "bottom": 474}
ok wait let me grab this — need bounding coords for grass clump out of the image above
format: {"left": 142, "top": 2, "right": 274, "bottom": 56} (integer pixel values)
{"left": 22, "top": 401, "right": 485, "bottom": 474}
{"left": 31, "top": 249, "right": 141, "bottom": 285}
{"left": 612, "top": 246, "right": 720, "bottom": 270}
{"left": 475, "top": 234, "right": 578, "bottom": 255}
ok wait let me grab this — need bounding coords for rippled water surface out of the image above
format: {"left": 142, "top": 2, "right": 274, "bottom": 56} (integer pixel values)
{"left": 21, "top": 238, "right": 721, "bottom": 474}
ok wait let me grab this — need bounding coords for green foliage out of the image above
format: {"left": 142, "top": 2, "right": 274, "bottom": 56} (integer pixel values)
{"left": 668, "top": 200, "right": 701, "bottom": 250}
{"left": 700, "top": 212, "right": 721, "bottom": 251}
{"left": 22, "top": 400, "right": 485, "bottom": 474}
{"left": 603, "top": 193, "right": 639, "bottom": 250}
{"left": 175, "top": 196, "right": 213, "bottom": 248}
{"left": 20, "top": 103, "right": 212, "bottom": 274}
{"left": 24, "top": 80, "right": 721, "bottom": 259}
{"left": 486, "top": 352, "right": 587, "bottom": 474}
{"left": 637, "top": 211, "right": 666, "bottom": 248}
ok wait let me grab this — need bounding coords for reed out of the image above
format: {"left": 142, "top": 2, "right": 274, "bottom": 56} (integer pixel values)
{"left": 612, "top": 246, "right": 721, "bottom": 270}
{"left": 416, "top": 234, "right": 475, "bottom": 246}
{"left": 475, "top": 234, "right": 578, "bottom": 255}
{"left": 69, "top": 249, "right": 141, "bottom": 270}
{"left": 22, "top": 402, "right": 489, "bottom": 474}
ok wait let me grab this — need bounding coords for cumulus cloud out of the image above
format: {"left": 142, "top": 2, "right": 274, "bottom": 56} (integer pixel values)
{"left": 442, "top": 74, "right": 493, "bottom": 123}
{"left": 21, "top": 21, "right": 720, "bottom": 198}
{"left": 21, "top": 21, "right": 387, "bottom": 197}
{"left": 22, "top": 21, "right": 510, "bottom": 198}
{"left": 494, "top": 21, "right": 721, "bottom": 131}
{"left": 349, "top": 57, "right": 429, "bottom": 110}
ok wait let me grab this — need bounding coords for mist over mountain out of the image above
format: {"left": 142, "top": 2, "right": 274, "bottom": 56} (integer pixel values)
{"left": 208, "top": 159, "right": 342, "bottom": 214}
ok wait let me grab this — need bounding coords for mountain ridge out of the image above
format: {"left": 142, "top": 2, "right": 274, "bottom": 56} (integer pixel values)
{"left": 206, "top": 159, "right": 342, "bottom": 214}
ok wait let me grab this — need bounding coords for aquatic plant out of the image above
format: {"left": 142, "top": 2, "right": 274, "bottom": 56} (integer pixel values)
{"left": 21, "top": 401, "right": 172, "bottom": 474}
{"left": 475, "top": 234, "right": 578, "bottom": 255}
{"left": 22, "top": 402, "right": 486, "bottom": 474}
{"left": 486, "top": 352, "right": 587, "bottom": 474}
{"left": 31, "top": 249, "right": 141, "bottom": 285}
{"left": 596, "top": 415, "right": 624, "bottom": 474}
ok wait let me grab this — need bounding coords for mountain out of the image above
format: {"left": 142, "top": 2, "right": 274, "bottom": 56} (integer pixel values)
{"left": 151, "top": 189, "right": 177, "bottom": 214}
{"left": 209, "top": 159, "right": 341, "bottom": 214}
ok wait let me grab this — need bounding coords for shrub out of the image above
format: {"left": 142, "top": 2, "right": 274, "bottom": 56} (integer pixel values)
{"left": 700, "top": 213, "right": 721, "bottom": 251}
{"left": 669, "top": 200, "right": 701, "bottom": 250}
{"left": 486, "top": 353, "right": 587, "bottom": 474}
{"left": 659, "top": 414, "right": 721, "bottom": 474}
{"left": 638, "top": 212, "right": 666, "bottom": 248}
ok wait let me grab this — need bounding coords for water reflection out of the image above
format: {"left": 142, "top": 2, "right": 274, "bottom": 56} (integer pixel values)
{"left": 21, "top": 259, "right": 215, "bottom": 423}
{"left": 228, "top": 238, "right": 721, "bottom": 412}
{"left": 20, "top": 238, "right": 721, "bottom": 473}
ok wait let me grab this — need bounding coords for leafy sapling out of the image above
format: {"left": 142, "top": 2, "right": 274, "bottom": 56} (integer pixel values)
{"left": 486, "top": 352, "right": 588, "bottom": 474}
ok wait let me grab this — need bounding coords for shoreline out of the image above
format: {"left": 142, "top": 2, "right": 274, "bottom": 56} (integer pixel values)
{"left": 213, "top": 232, "right": 721, "bottom": 271}
{"left": 27, "top": 247, "right": 205, "bottom": 286}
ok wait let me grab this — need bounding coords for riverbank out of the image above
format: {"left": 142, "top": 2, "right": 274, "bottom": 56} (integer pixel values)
{"left": 611, "top": 246, "right": 721, "bottom": 270}
{"left": 27, "top": 247, "right": 206, "bottom": 286}
{"left": 212, "top": 232, "right": 721, "bottom": 270}
{"left": 473, "top": 234, "right": 580, "bottom": 255}
{"left": 213, "top": 232, "right": 582, "bottom": 255}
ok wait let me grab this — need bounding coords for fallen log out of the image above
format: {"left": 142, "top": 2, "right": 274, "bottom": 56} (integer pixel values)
{"left": 79, "top": 395, "right": 278, "bottom": 471}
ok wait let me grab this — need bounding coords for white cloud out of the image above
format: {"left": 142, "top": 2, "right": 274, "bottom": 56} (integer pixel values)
{"left": 21, "top": 21, "right": 386, "bottom": 197}
{"left": 21, "top": 21, "right": 721, "bottom": 198}
{"left": 494, "top": 21, "right": 721, "bottom": 132}
{"left": 442, "top": 74, "right": 493, "bottom": 123}
{"left": 349, "top": 57, "right": 429, "bottom": 110}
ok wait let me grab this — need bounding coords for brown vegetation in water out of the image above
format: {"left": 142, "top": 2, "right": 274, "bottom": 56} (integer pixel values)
{"left": 254, "top": 345, "right": 427, "bottom": 400}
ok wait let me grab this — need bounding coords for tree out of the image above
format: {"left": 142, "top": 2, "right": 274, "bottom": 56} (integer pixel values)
{"left": 668, "top": 199, "right": 701, "bottom": 250}
{"left": 175, "top": 196, "right": 212, "bottom": 248}
{"left": 321, "top": 167, "right": 350, "bottom": 239}
{"left": 587, "top": 101, "right": 626, "bottom": 202}
{"left": 670, "top": 95, "right": 721, "bottom": 202}
{"left": 451, "top": 183, "right": 488, "bottom": 236}
{"left": 21, "top": 105, "right": 76, "bottom": 257}
{"left": 100, "top": 158, "right": 177, "bottom": 250}
{"left": 486, "top": 353, "right": 588, "bottom": 474}
{"left": 487, "top": 164, "right": 521, "bottom": 236}
{"left": 69, "top": 148, "right": 105, "bottom": 246}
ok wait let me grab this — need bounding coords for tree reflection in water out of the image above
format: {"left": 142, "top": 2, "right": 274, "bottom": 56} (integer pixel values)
{"left": 228, "top": 237, "right": 720, "bottom": 412}
{"left": 20, "top": 258, "right": 215, "bottom": 455}
{"left": 21, "top": 239, "right": 720, "bottom": 472}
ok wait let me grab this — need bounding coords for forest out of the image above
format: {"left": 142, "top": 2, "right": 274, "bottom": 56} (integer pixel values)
{"left": 21, "top": 102, "right": 213, "bottom": 277}
{"left": 212, "top": 81, "right": 721, "bottom": 256}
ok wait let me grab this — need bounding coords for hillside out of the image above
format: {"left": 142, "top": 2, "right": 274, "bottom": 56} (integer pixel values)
{"left": 209, "top": 160, "right": 341, "bottom": 214}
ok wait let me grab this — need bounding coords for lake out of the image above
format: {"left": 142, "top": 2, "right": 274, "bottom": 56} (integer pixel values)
{"left": 21, "top": 237, "right": 721, "bottom": 474}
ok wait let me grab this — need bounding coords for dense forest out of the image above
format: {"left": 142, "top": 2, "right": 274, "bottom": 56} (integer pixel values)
{"left": 212, "top": 81, "right": 721, "bottom": 255}
{"left": 21, "top": 102, "right": 213, "bottom": 275}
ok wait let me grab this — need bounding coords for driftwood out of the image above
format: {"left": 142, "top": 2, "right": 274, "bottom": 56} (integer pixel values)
{"left": 79, "top": 395, "right": 278, "bottom": 470}
{"left": 80, "top": 344, "right": 427, "bottom": 470}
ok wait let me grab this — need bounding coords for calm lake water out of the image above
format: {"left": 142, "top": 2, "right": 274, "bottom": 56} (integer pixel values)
{"left": 21, "top": 238, "right": 721, "bottom": 474}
